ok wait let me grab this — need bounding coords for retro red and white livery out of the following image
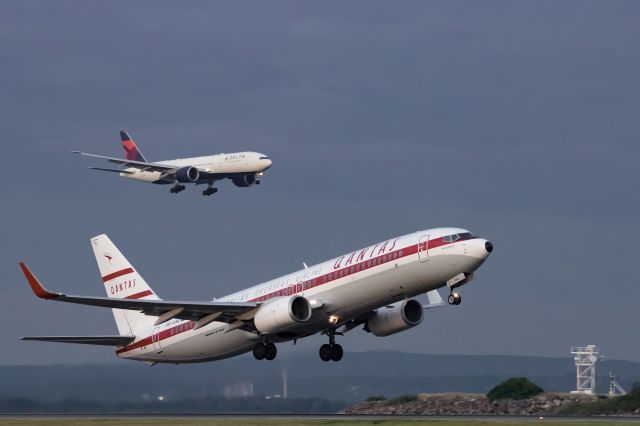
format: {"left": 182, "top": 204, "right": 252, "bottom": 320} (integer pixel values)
{"left": 73, "top": 131, "right": 272, "bottom": 197}
{"left": 20, "top": 228, "right": 493, "bottom": 363}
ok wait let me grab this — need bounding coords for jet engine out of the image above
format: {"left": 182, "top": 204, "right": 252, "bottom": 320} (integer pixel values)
{"left": 175, "top": 166, "right": 200, "bottom": 183}
{"left": 232, "top": 174, "right": 256, "bottom": 187}
{"left": 366, "top": 299, "right": 423, "bottom": 337}
{"left": 253, "top": 295, "right": 312, "bottom": 334}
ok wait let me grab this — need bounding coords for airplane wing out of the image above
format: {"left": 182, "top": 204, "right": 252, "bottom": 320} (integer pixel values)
{"left": 21, "top": 336, "right": 135, "bottom": 346}
{"left": 88, "top": 167, "right": 135, "bottom": 174}
{"left": 72, "top": 151, "right": 177, "bottom": 173}
{"left": 20, "top": 263, "right": 259, "bottom": 325}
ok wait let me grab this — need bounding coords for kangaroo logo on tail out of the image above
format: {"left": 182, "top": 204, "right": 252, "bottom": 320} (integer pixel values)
{"left": 120, "top": 131, "right": 147, "bottom": 162}
{"left": 103, "top": 253, "right": 113, "bottom": 265}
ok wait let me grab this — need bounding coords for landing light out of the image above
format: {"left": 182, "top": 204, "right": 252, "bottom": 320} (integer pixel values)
{"left": 329, "top": 315, "right": 339, "bottom": 325}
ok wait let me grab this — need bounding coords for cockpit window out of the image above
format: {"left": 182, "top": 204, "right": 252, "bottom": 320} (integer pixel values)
{"left": 443, "top": 232, "right": 474, "bottom": 242}
{"left": 259, "top": 156, "right": 270, "bottom": 160}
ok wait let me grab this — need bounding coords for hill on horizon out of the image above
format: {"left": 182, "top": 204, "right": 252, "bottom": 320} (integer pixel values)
{"left": 2, "top": 351, "right": 639, "bottom": 402}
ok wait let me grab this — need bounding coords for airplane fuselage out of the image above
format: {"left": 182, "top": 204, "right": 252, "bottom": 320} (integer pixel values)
{"left": 115, "top": 227, "right": 491, "bottom": 363}
{"left": 120, "top": 151, "right": 272, "bottom": 185}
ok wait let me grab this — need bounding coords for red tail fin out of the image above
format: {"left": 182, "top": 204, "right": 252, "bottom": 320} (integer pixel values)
{"left": 120, "top": 131, "right": 147, "bottom": 162}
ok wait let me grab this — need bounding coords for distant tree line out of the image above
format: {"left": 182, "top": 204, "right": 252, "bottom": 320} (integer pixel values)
{"left": 0, "top": 396, "right": 347, "bottom": 414}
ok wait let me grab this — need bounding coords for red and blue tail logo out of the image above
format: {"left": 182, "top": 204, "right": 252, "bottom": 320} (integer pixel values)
{"left": 120, "top": 131, "right": 147, "bottom": 162}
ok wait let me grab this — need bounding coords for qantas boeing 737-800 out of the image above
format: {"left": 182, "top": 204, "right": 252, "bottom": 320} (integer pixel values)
{"left": 73, "top": 131, "right": 272, "bottom": 196}
{"left": 20, "top": 228, "right": 493, "bottom": 363}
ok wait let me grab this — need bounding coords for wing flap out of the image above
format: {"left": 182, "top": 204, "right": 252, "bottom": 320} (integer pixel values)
{"left": 20, "top": 336, "right": 135, "bottom": 346}
{"left": 88, "top": 167, "right": 135, "bottom": 174}
{"left": 19, "top": 262, "right": 259, "bottom": 324}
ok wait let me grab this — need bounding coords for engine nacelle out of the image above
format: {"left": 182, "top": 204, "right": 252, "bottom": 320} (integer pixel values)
{"left": 253, "top": 295, "right": 312, "bottom": 334}
{"left": 366, "top": 299, "right": 423, "bottom": 337}
{"left": 175, "top": 166, "right": 200, "bottom": 183}
{"left": 232, "top": 174, "right": 256, "bottom": 187}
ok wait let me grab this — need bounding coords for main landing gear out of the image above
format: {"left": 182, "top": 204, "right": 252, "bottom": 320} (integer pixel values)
{"left": 319, "top": 330, "right": 344, "bottom": 362}
{"left": 253, "top": 342, "right": 277, "bottom": 361}
{"left": 170, "top": 184, "right": 186, "bottom": 194}
{"left": 202, "top": 184, "right": 218, "bottom": 196}
{"left": 447, "top": 292, "right": 462, "bottom": 305}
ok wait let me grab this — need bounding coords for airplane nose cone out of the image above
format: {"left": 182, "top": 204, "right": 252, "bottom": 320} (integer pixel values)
{"left": 485, "top": 241, "right": 493, "bottom": 253}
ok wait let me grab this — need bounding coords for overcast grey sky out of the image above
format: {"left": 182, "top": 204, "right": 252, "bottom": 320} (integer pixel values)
{"left": 1, "top": 1, "right": 639, "bottom": 365}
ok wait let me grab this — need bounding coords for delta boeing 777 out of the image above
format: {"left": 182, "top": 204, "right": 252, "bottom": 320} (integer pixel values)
{"left": 20, "top": 227, "right": 493, "bottom": 364}
{"left": 73, "top": 131, "right": 272, "bottom": 196}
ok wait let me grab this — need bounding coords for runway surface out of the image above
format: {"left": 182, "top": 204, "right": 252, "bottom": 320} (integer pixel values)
{"left": 1, "top": 414, "right": 640, "bottom": 425}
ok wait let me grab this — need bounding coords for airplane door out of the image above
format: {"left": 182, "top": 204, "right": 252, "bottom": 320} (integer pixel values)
{"left": 152, "top": 327, "right": 162, "bottom": 351}
{"left": 418, "top": 235, "right": 429, "bottom": 262}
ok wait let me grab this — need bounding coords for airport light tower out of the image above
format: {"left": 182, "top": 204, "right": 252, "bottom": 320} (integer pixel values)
{"left": 570, "top": 345, "right": 599, "bottom": 394}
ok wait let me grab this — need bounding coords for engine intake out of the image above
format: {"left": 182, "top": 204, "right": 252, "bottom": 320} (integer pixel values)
{"left": 232, "top": 174, "right": 256, "bottom": 187}
{"left": 175, "top": 166, "right": 200, "bottom": 183}
{"left": 253, "top": 295, "right": 312, "bottom": 334}
{"left": 366, "top": 299, "right": 423, "bottom": 337}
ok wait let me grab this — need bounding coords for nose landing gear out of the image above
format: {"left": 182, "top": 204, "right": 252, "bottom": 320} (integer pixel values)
{"left": 447, "top": 292, "right": 462, "bottom": 305}
{"left": 170, "top": 184, "right": 186, "bottom": 194}
{"left": 202, "top": 184, "right": 218, "bottom": 196}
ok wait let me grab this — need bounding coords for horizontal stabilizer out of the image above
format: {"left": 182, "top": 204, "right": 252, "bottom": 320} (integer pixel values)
{"left": 20, "top": 335, "right": 135, "bottom": 346}
{"left": 89, "top": 167, "right": 134, "bottom": 174}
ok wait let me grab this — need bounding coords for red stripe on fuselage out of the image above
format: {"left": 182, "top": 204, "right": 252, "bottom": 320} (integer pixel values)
{"left": 125, "top": 290, "right": 153, "bottom": 299}
{"left": 102, "top": 268, "right": 134, "bottom": 282}
{"left": 246, "top": 236, "right": 475, "bottom": 303}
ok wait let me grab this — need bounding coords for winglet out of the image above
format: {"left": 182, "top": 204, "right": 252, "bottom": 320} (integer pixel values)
{"left": 19, "top": 262, "right": 59, "bottom": 300}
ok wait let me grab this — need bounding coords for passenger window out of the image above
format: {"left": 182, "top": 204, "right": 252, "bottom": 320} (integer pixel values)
{"left": 350, "top": 267, "right": 354, "bottom": 274}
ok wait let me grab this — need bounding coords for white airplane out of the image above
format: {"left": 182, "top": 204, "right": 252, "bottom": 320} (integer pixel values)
{"left": 73, "top": 131, "right": 272, "bottom": 196}
{"left": 20, "top": 227, "right": 493, "bottom": 364}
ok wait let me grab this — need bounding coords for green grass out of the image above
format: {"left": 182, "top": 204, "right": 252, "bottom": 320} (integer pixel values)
{"left": 0, "top": 419, "right": 638, "bottom": 426}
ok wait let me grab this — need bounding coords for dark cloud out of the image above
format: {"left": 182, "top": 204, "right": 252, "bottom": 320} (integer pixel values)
{"left": 1, "top": 0, "right": 639, "bottom": 364}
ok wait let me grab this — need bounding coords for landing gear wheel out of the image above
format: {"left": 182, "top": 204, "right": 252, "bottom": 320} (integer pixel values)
{"left": 319, "top": 344, "right": 332, "bottom": 361}
{"left": 253, "top": 343, "right": 266, "bottom": 360}
{"left": 255, "top": 180, "right": 261, "bottom": 185}
{"left": 448, "top": 292, "right": 461, "bottom": 305}
{"left": 264, "top": 343, "right": 277, "bottom": 360}
{"left": 330, "top": 344, "right": 343, "bottom": 362}
{"left": 171, "top": 184, "right": 186, "bottom": 194}
{"left": 202, "top": 186, "right": 218, "bottom": 196}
